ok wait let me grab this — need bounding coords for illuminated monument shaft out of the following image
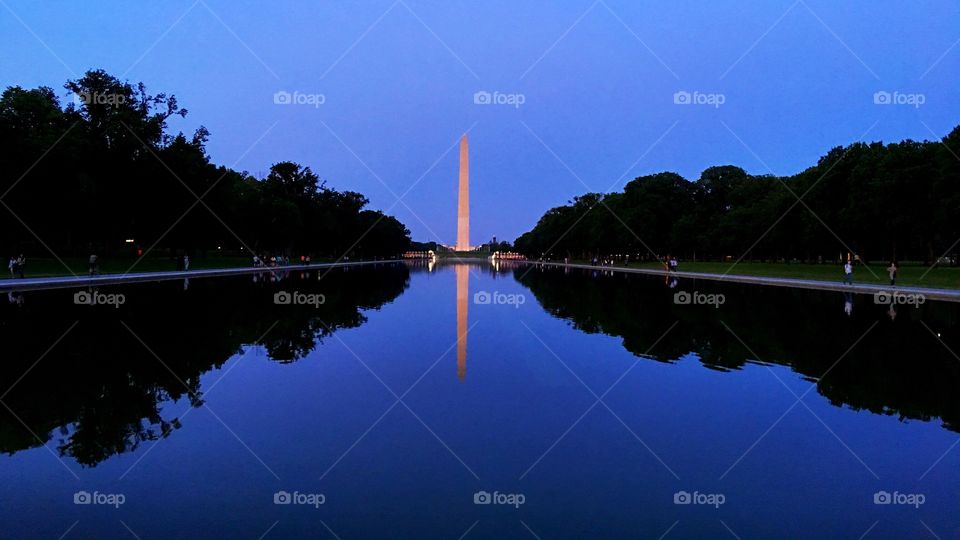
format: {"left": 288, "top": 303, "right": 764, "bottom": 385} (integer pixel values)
{"left": 456, "top": 135, "right": 470, "bottom": 251}
{"left": 454, "top": 135, "right": 470, "bottom": 379}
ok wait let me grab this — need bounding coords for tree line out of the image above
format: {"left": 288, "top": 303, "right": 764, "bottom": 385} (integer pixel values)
{"left": 0, "top": 69, "right": 412, "bottom": 260}
{"left": 514, "top": 127, "right": 960, "bottom": 265}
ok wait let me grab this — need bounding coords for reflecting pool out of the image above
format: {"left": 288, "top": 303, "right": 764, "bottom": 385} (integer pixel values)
{"left": 0, "top": 262, "right": 957, "bottom": 538}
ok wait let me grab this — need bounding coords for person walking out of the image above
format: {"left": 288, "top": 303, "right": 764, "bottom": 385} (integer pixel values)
{"left": 88, "top": 254, "right": 99, "bottom": 276}
{"left": 887, "top": 261, "right": 897, "bottom": 286}
{"left": 8, "top": 256, "right": 15, "bottom": 278}
{"left": 183, "top": 255, "right": 190, "bottom": 271}
{"left": 843, "top": 260, "right": 854, "bottom": 285}
{"left": 16, "top": 254, "right": 25, "bottom": 278}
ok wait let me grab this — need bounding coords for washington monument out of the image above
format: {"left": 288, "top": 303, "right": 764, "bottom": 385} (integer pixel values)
{"left": 456, "top": 134, "right": 470, "bottom": 251}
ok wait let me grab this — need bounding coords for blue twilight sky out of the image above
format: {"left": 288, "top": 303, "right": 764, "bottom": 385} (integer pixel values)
{"left": 1, "top": 1, "right": 957, "bottom": 244}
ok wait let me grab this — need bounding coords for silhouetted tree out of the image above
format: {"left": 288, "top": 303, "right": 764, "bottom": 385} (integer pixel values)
{"left": 515, "top": 129, "right": 960, "bottom": 265}
{"left": 0, "top": 70, "right": 411, "bottom": 261}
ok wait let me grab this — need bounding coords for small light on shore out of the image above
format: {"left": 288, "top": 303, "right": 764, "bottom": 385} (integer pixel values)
{"left": 124, "top": 239, "right": 135, "bottom": 243}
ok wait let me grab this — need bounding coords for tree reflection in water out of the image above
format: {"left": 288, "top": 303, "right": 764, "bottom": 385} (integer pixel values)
{"left": 515, "top": 265, "right": 960, "bottom": 433}
{"left": 0, "top": 264, "right": 409, "bottom": 467}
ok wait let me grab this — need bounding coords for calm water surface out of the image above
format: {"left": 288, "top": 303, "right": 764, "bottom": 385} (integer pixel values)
{"left": 0, "top": 262, "right": 958, "bottom": 539}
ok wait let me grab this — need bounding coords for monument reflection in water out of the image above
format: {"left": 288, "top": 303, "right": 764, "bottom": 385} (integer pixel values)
{"left": 456, "top": 264, "right": 468, "bottom": 381}
{"left": 1, "top": 261, "right": 959, "bottom": 538}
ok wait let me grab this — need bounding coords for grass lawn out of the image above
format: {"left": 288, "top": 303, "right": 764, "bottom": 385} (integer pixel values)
{"left": 587, "top": 260, "right": 960, "bottom": 290}
{"left": 439, "top": 251, "right": 490, "bottom": 259}
{"left": 0, "top": 256, "right": 252, "bottom": 280}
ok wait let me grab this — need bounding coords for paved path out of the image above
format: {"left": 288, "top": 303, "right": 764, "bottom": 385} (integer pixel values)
{"left": 4, "top": 259, "right": 956, "bottom": 303}
{"left": 0, "top": 260, "right": 399, "bottom": 292}
{"left": 518, "top": 261, "right": 960, "bottom": 303}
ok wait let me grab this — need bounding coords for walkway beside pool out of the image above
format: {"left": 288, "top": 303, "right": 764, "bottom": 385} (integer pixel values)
{"left": 518, "top": 261, "right": 960, "bottom": 303}
{"left": 2, "top": 258, "right": 957, "bottom": 302}
{"left": 0, "top": 260, "right": 398, "bottom": 292}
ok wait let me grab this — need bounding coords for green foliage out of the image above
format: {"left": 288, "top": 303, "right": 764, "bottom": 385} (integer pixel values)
{"left": 0, "top": 70, "right": 411, "bottom": 258}
{"left": 515, "top": 133, "right": 960, "bottom": 264}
